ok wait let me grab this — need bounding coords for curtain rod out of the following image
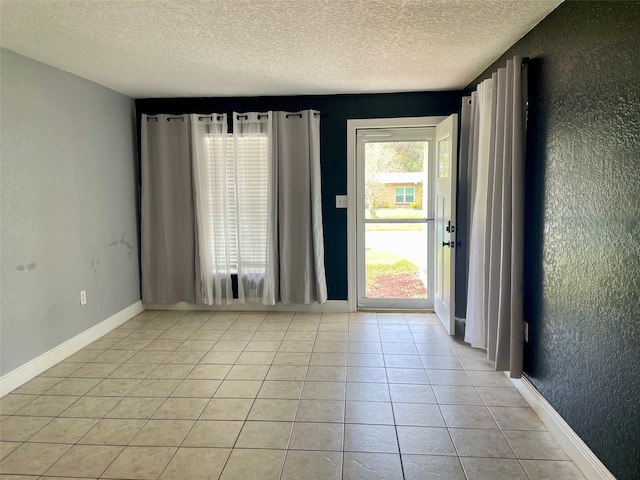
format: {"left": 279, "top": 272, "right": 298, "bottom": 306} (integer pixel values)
{"left": 146, "top": 112, "right": 322, "bottom": 122}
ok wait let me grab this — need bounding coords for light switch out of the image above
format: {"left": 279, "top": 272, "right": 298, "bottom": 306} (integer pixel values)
{"left": 335, "top": 195, "right": 348, "bottom": 209}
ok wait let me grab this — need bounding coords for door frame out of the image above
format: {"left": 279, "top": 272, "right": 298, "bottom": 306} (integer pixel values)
{"left": 347, "top": 116, "right": 446, "bottom": 312}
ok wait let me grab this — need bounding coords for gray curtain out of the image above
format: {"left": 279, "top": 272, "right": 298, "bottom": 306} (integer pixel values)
{"left": 462, "top": 56, "right": 526, "bottom": 378}
{"left": 140, "top": 114, "right": 196, "bottom": 303}
{"left": 140, "top": 110, "right": 327, "bottom": 305}
{"left": 274, "top": 110, "right": 328, "bottom": 304}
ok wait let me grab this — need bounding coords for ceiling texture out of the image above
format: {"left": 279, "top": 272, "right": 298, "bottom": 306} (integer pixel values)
{"left": 0, "top": 0, "right": 562, "bottom": 98}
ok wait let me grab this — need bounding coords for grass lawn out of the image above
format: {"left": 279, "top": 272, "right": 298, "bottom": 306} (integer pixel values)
{"left": 365, "top": 249, "right": 427, "bottom": 298}
{"left": 365, "top": 249, "right": 419, "bottom": 283}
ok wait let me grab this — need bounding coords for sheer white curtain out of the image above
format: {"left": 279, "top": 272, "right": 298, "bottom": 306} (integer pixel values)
{"left": 463, "top": 56, "right": 526, "bottom": 377}
{"left": 233, "top": 112, "right": 278, "bottom": 304}
{"left": 191, "top": 113, "right": 232, "bottom": 305}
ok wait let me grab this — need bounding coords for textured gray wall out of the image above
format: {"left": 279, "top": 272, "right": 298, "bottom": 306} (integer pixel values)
{"left": 1, "top": 49, "right": 140, "bottom": 376}
{"left": 469, "top": 2, "right": 640, "bottom": 478}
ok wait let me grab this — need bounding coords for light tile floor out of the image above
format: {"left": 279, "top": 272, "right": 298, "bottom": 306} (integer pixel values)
{"left": 0, "top": 311, "right": 587, "bottom": 480}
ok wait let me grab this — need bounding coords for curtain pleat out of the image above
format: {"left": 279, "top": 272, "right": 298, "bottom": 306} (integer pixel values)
{"left": 233, "top": 112, "right": 277, "bottom": 304}
{"left": 141, "top": 114, "right": 196, "bottom": 303}
{"left": 463, "top": 56, "right": 525, "bottom": 378}
{"left": 191, "top": 114, "right": 232, "bottom": 305}
{"left": 275, "top": 111, "right": 328, "bottom": 304}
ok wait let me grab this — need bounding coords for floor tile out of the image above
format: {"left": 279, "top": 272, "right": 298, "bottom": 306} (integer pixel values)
{"left": 306, "top": 366, "right": 347, "bottom": 382}
{"left": 159, "top": 447, "right": 231, "bottom": 479}
{"left": 214, "top": 380, "right": 262, "bottom": 398}
{"left": 289, "top": 422, "right": 344, "bottom": 451}
{"left": 219, "top": 448, "right": 286, "bottom": 480}
{"left": 396, "top": 426, "right": 456, "bottom": 455}
{"left": 346, "top": 382, "right": 390, "bottom": 402}
{"left": 200, "top": 398, "right": 253, "bottom": 420}
{"left": 342, "top": 452, "right": 403, "bottom": 480}
{"left": 258, "top": 380, "right": 304, "bottom": 399}
{"left": 68, "top": 362, "right": 118, "bottom": 378}
{"left": 44, "top": 444, "right": 122, "bottom": 477}
{"left": 15, "top": 395, "right": 78, "bottom": 416}
{"left": 467, "top": 371, "right": 514, "bottom": 387}
{"left": 392, "top": 402, "right": 445, "bottom": 426}
{"left": 386, "top": 368, "right": 429, "bottom": 384}
{"left": 152, "top": 397, "right": 208, "bottom": 419}
{"left": 13, "top": 376, "right": 61, "bottom": 394}
{"left": 520, "top": 459, "right": 587, "bottom": 479}
{"left": 187, "top": 364, "right": 232, "bottom": 379}
{"left": 281, "top": 450, "right": 342, "bottom": 480}
{"left": 226, "top": 364, "right": 269, "bottom": 380}
{"left": 347, "top": 353, "right": 385, "bottom": 367}
{"left": 235, "top": 421, "right": 294, "bottom": 449}
{"left": 88, "top": 378, "right": 142, "bottom": 397}
{"left": 1, "top": 310, "right": 586, "bottom": 480}
{"left": 129, "top": 419, "right": 194, "bottom": 446}
{"left": 59, "top": 396, "right": 121, "bottom": 418}
{"left": 449, "top": 428, "right": 515, "bottom": 458}
{"left": 440, "top": 404, "right": 499, "bottom": 429}
{"left": 421, "top": 355, "right": 464, "bottom": 370}
{"left": 344, "top": 424, "right": 398, "bottom": 453}
{"left": 27, "top": 417, "right": 97, "bottom": 443}
{"left": 489, "top": 406, "right": 547, "bottom": 431}
{"left": 346, "top": 367, "right": 387, "bottom": 383}
{"left": 0, "top": 441, "right": 21, "bottom": 460}
{"left": 460, "top": 457, "right": 529, "bottom": 480}
{"left": 105, "top": 397, "right": 164, "bottom": 419}
{"left": 345, "top": 400, "right": 394, "bottom": 425}
{"left": 402, "top": 454, "right": 466, "bottom": 480}
{"left": 432, "top": 385, "right": 484, "bottom": 405}
{"left": 171, "top": 379, "right": 221, "bottom": 397}
{"left": 248, "top": 398, "right": 299, "bottom": 421}
{"left": 389, "top": 383, "right": 436, "bottom": 403}
{"left": 384, "top": 354, "right": 424, "bottom": 368}
{"left": 182, "top": 420, "right": 243, "bottom": 447}
{"left": 102, "top": 445, "right": 177, "bottom": 479}
{"left": 266, "top": 365, "right": 308, "bottom": 381}
{"left": 0, "top": 416, "right": 53, "bottom": 441}
{"left": 129, "top": 379, "right": 181, "bottom": 397}
{"left": 78, "top": 418, "right": 145, "bottom": 445}
{"left": 296, "top": 399, "right": 345, "bottom": 422}
{"left": 477, "top": 386, "right": 528, "bottom": 406}
{"left": 426, "top": 369, "right": 473, "bottom": 386}
{"left": 302, "top": 381, "right": 346, "bottom": 400}
{"left": 0, "top": 442, "right": 70, "bottom": 475}
{"left": 504, "top": 430, "right": 571, "bottom": 460}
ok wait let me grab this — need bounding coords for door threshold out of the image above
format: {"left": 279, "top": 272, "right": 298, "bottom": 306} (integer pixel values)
{"left": 357, "top": 308, "right": 435, "bottom": 313}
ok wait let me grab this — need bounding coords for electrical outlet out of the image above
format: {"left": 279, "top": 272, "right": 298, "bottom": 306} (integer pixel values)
{"left": 335, "top": 195, "right": 348, "bottom": 209}
{"left": 80, "top": 290, "right": 87, "bottom": 306}
{"left": 523, "top": 322, "right": 529, "bottom": 342}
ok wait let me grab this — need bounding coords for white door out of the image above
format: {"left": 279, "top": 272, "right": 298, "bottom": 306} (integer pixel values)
{"left": 434, "top": 114, "right": 458, "bottom": 334}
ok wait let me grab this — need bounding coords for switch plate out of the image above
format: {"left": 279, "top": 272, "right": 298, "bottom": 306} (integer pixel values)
{"left": 80, "top": 290, "right": 87, "bottom": 306}
{"left": 335, "top": 195, "right": 348, "bottom": 209}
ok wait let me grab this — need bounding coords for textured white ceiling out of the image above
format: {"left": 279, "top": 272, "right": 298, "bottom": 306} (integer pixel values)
{"left": 0, "top": 0, "right": 562, "bottom": 98}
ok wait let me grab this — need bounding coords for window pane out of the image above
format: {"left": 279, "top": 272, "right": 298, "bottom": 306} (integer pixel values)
{"left": 438, "top": 136, "right": 450, "bottom": 178}
{"left": 364, "top": 142, "right": 427, "bottom": 218}
{"left": 365, "top": 222, "right": 429, "bottom": 299}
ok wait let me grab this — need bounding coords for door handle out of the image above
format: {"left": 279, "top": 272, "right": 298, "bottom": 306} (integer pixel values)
{"left": 442, "top": 241, "right": 455, "bottom": 248}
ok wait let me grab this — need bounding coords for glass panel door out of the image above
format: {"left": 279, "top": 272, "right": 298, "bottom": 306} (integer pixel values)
{"left": 356, "top": 127, "right": 435, "bottom": 309}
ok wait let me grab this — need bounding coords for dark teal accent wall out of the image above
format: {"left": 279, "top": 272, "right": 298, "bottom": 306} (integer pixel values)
{"left": 136, "top": 92, "right": 461, "bottom": 301}
{"left": 469, "top": 2, "right": 640, "bottom": 478}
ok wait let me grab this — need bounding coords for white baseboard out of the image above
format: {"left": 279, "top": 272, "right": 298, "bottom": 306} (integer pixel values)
{"left": 143, "top": 300, "right": 350, "bottom": 313}
{"left": 507, "top": 373, "right": 616, "bottom": 480}
{"left": 0, "top": 301, "right": 144, "bottom": 397}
